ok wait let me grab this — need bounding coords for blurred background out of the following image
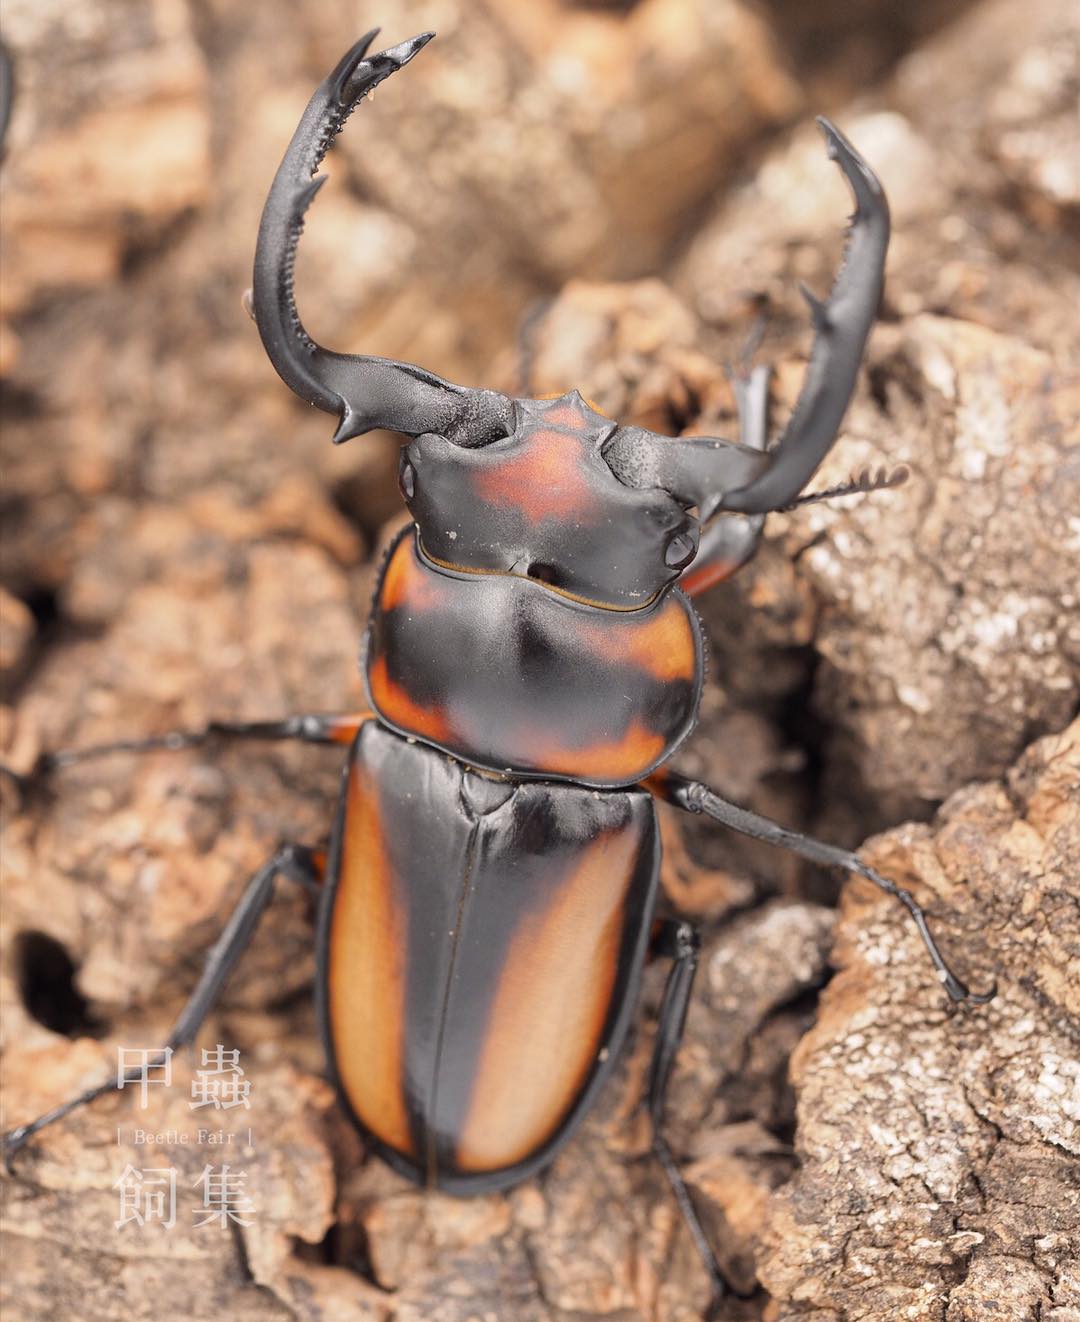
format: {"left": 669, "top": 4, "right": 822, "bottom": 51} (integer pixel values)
{"left": 1, "top": 2, "right": 1078, "bottom": 1319}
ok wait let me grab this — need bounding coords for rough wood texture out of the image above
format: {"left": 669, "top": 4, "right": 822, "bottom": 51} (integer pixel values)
{"left": 1, "top": 0, "right": 1078, "bottom": 1319}
{"left": 760, "top": 721, "right": 1080, "bottom": 1320}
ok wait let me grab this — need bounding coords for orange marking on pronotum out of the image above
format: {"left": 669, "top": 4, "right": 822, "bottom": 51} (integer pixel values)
{"left": 527, "top": 718, "right": 667, "bottom": 783}
{"left": 380, "top": 534, "right": 443, "bottom": 613}
{"left": 329, "top": 763, "right": 414, "bottom": 1156}
{"left": 578, "top": 595, "right": 697, "bottom": 683}
{"left": 455, "top": 826, "right": 640, "bottom": 1171}
{"left": 472, "top": 430, "right": 597, "bottom": 521}
{"left": 368, "top": 655, "right": 453, "bottom": 745}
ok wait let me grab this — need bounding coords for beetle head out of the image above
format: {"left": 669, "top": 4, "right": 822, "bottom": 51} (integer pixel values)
{"left": 400, "top": 391, "right": 698, "bottom": 608}
{"left": 255, "top": 34, "right": 892, "bottom": 611}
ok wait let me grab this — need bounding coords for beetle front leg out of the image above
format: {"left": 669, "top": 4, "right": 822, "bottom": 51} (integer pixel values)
{"left": 651, "top": 772, "right": 995, "bottom": 1004}
{"left": 679, "top": 359, "right": 769, "bottom": 598}
{"left": 2, "top": 842, "right": 323, "bottom": 1167}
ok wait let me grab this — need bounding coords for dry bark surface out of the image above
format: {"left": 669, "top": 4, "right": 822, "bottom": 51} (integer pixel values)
{"left": 1, "top": 0, "right": 1078, "bottom": 1319}
{"left": 759, "top": 720, "right": 1080, "bottom": 1322}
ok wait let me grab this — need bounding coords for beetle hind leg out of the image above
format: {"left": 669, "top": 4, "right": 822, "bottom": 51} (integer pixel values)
{"left": 2, "top": 842, "right": 323, "bottom": 1168}
{"left": 649, "top": 918, "right": 736, "bottom": 1304}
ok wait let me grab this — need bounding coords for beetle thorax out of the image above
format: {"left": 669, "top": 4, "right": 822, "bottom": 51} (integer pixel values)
{"left": 364, "top": 527, "right": 705, "bottom": 786}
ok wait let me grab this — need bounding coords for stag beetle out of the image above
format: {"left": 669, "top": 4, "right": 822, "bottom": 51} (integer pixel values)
{"left": 3, "top": 30, "right": 994, "bottom": 1300}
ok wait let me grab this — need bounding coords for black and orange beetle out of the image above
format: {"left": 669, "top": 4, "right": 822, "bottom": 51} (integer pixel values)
{"left": 3, "top": 30, "right": 993, "bottom": 1299}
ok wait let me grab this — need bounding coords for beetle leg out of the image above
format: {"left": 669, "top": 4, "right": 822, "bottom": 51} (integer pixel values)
{"left": 732, "top": 354, "right": 770, "bottom": 454}
{"left": 0, "top": 39, "right": 14, "bottom": 158}
{"left": 648, "top": 919, "right": 733, "bottom": 1302}
{"left": 2, "top": 843, "right": 323, "bottom": 1168}
{"left": 679, "top": 361, "right": 769, "bottom": 597}
{"left": 513, "top": 296, "right": 554, "bottom": 396}
{"left": 1, "top": 712, "right": 372, "bottom": 795}
{"left": 653, "top": 773, "right": 996, "bottom": 1005}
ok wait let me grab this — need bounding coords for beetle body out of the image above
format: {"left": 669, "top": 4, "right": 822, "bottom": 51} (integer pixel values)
{"left": 367, "top": 519, "right": 704, "bottom": 788}
{"left": 319, "top": 373, "right": 721, "bottom": 1181}
{"left": 320, "top": 719, "right": 660, "bottom": 1191}
{"left": 247, "top": 29, "right": 893, "bottom": 1210}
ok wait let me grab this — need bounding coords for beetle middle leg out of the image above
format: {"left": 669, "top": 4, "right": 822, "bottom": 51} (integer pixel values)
{"left": 651, "top": 772, "right": 996, "bottom": 1004}
{"left": 2, "top": 841, "right": 323, "bottom": 1166}
{"left": 1, "top": 711, "right": 371, "bottom": 795}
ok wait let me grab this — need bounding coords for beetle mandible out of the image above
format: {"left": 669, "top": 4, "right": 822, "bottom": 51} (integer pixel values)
{"left": 2, "top": 29, "right": 994, "bottom": 1300}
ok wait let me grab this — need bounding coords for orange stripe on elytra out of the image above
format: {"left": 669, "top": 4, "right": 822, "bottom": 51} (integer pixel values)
{"left": 329, "top": 762, "right": 414, "bottom": 1156}
{"left": 455, "top": 826, "right": 638, "bottom": 1171}
{"left": 368, "top": 654, "right": 454, "bottom": 745}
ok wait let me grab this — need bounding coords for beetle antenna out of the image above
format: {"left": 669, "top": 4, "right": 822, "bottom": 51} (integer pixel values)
{"left": 778, "top": 463, "right": 908, "bottom": 511}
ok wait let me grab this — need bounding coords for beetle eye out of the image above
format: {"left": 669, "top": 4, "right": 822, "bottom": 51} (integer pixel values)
{"left": 399, "top": 457, "right": 416, "bottom": 500}
{"left": 664, "top": 531, "right": 698, "bottom": 570}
